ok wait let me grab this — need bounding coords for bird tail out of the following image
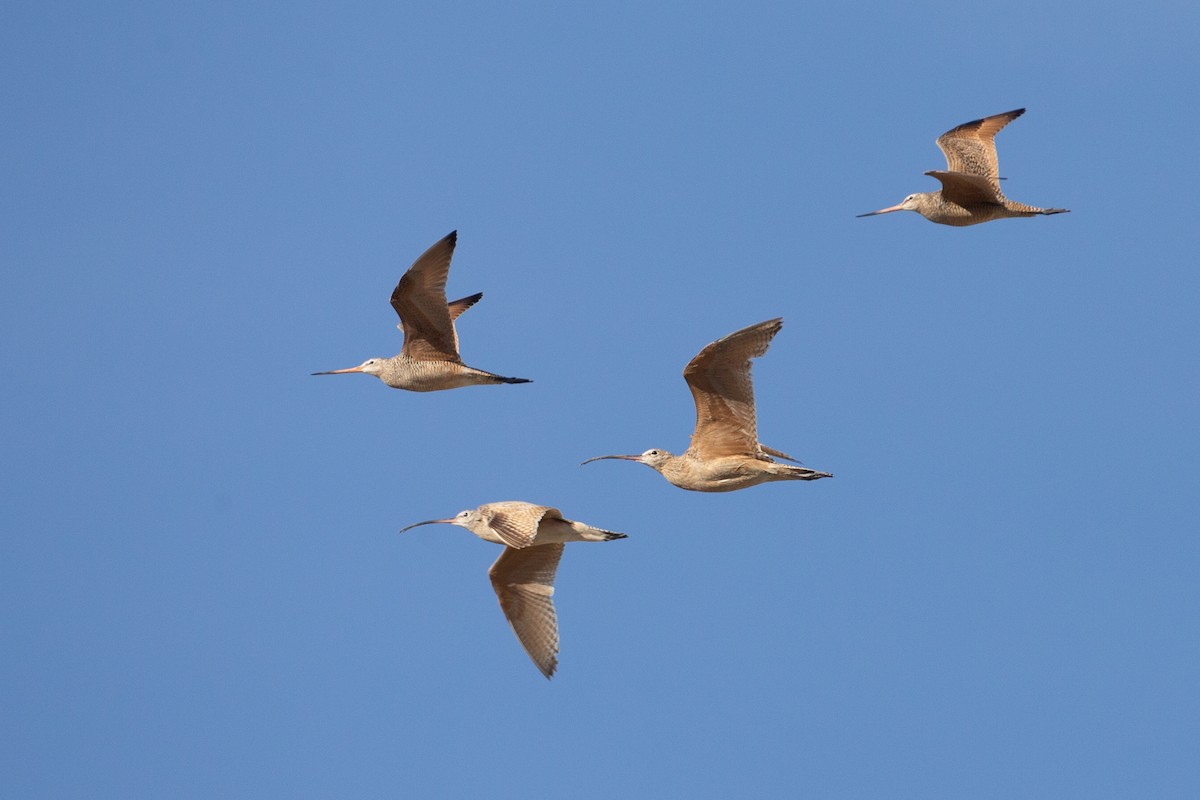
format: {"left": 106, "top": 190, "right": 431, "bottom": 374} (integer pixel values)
{"left": 575, "top": 525, "right": 627, "bottom": 542}
{"left": 467, "top": 367, "right": 532, "bottom": 385}
{"left": 784, "top": 465, "right": 833, "bottom": 481}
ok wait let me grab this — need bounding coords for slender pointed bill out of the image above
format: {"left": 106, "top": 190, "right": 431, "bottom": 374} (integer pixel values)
{"left": 580, "top": 454, "right": 643, "bottom": 466}
{"left": 857, "top": 203, "right": 906, "bottom": 217}
{"left": 311, "top": 366, "right": 366, "bottom": 375}
{"left": 399, "top": 518, "right": 455, "bottom": 533}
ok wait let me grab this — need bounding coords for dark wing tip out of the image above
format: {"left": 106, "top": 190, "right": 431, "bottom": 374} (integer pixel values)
{"left": 943, "top": 107, "right": 1027, "bottom": 138}
{"left": 754, "top": 317, "right": 784, "bottom": 342}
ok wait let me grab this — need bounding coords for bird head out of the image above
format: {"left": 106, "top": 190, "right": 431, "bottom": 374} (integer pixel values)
{"left": 581, "top": 449, "right": 673, "bottom": 472}
{"left": 311, "top": 357, "right": 386, "bottom": 377}
{"left": 857, "top": 193, "right": 924, "bottom": 217}
{"left": 399, "top": 508, "right": 481, "bottom": 534}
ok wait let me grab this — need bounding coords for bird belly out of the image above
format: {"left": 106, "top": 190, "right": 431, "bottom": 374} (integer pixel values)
{"left": 665, "top": 458, "right": 772, "bottom": 492}
{"left": 384, "top": 362, "right": 482, "bottom": 392}
{"left": 924, "top": 200, "right": 986, "bottom": 226}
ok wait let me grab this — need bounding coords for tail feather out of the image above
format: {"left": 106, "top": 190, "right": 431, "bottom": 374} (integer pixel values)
{"left": 468, "top": 366, "right": 532, "bottom": 385}
{"left": 786, "top": 466, "right": 833, "bottom": 481}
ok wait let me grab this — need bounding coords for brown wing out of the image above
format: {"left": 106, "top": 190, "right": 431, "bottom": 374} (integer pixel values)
{"left": 759, "top": 444, "right": 799, "bottom": 463}
{"left": 390, "top": 231, "right": 462, "bottom": 362}
{"left": 925, "top": 170, "right": 1006, "bottom": 206}
{"left": 488, "top": 544, "right": 564, "bottom": 679}
{"left": 683, "top": 318, "right": 782, "bottom": 460}
{"left": 447, "top": 292, "right": 483, "bottom": 323}
{"left": 478, "top": 502, "right": 561, "bottom": 549}
{"left": 935, "top": 109, "right": 1024, "bottom": 189}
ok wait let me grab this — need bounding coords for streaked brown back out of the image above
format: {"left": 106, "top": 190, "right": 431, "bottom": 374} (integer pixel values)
{"left": 477, "top": 502, "right": 562, "bottom": 549}
{"left": 683, "top": 318, "right": 782, "bottom": 459}
{"left": 925, "top": 170, "right": 1006, "bottom": 207}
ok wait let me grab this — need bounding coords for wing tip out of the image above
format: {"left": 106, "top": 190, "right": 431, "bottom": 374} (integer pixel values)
{"left": 942, "top": 107, "right": 1027, "bottom": 138}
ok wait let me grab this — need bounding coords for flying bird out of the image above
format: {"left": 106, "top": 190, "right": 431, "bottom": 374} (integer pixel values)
{"left": 858, "top": 108, "right": 1069, "bottom": 226}
{"left": 313, "top": 231, "right": 531, "bottom": 390}
{"left": 582, "top": 318, "right": 832, "bottom": 492}
{"left": 400, "top": 501, "right": 626, "bottom": 679}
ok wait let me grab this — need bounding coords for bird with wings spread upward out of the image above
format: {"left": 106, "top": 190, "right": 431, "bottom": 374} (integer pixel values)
{"left": 313, "top": 231, "right": 531, "bottom": 390}
{"left": 582, "top": 318, "right": 832, "bottom": 492}
{"left": 858, "top": 108, "right": 1069, "bottom": 226}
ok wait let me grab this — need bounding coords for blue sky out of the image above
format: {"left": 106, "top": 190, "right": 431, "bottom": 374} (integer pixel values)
{"left": 3, "top": 2, "right": 1198, "bottom": 797}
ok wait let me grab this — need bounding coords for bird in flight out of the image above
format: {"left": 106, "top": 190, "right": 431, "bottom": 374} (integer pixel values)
{"left": 583, "top": 318, "right": 832, "bottom": 492}
{"left": 858, "top": 108, "right": 1069, "bottom": 226}
{"left": 313, "top": 231, "right": 531, "bottom": 390}
{"left": 400, "top": 501, "right": 626, "bottom": 679}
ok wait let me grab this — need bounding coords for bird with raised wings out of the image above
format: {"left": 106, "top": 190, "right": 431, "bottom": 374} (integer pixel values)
{"left": 858, "top": 108, "right": 1069, "bottom": 226}
{"left": 582, "top": 318, "right": 832, "bottom": 492}
{"left": 313, "top": 231, "right": 531, "bottom": 390}
{"left": 400, "top": 501, "right": 626, "bottom": 679}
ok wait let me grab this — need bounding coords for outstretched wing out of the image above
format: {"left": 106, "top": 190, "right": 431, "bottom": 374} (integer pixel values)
{"left": 935, "top": 108, "right": 1024, "bottom": 191}
{"left": 488, "top": 544, "right": 565, "bottom": 679}
{"left": 447, "top": 292, "right": 483, "bottom": 323}
{"left": 391, "top": 231, "right": 462, "bottom": 362}
{"left": 683, "top": 318, "right": 782, "bottom": 459}
{"left": 759, "top": 443, "right": 799, "bottom": 463}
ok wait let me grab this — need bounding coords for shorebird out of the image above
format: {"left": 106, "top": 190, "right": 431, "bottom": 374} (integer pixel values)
{"left": 858, "top": 108, "right": 1069, "bottom": 226}
{"left": 312, "top": 231, "right": 531, "bottom": 390}
{"left": 400, "top": 501, "right": 626, "bottom": 679}
{"left": 582, "top": 318, "right": 832, "bottom": 492}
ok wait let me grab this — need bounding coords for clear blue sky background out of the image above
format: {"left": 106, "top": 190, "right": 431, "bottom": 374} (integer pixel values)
{"left": 4, "top": 2, "right": 1198, "bottom": 797}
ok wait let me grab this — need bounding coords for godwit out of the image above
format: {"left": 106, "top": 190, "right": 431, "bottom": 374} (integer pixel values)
{"left": 582, "top": 318, "right": 832, "bottom": 492}
{"left": 312, "top": 231, "right": 531, "bottom": 390}
{"left": 400, "top": 501, "right": 626, "bottom": 679}
{"left": 858, "top": 108, "right": 1069, "bottom": 226}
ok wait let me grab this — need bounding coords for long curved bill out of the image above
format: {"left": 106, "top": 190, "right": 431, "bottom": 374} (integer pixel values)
{"left": 311, "top": 365, "right": 366, "bottom": 376}
{"left": 399, "top": 518, "right": 454, "bottom": 533}
{"left": 856, "top": 203, "right": 905, "bottom": 217}
{"left": 580, "top": 454, "right": 642, "bottom": 466}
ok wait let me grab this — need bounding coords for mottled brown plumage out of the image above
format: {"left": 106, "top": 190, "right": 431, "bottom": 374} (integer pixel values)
{"left": 858, "top": 109, "right": 1069, "bottom": 226}
{"left": 399, "top": 502, "right": 626, "bottom": 679}
{"left": 582, "top": 319, "right": 832, "bottom": 492}
{"left": 312, "top": 231, "right": 531, "bottom": 390}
